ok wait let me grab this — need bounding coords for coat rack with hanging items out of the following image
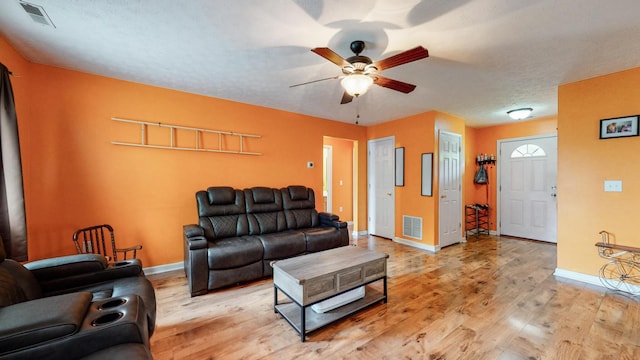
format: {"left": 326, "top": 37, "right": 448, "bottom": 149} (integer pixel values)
{"left": 467, "top": 153, "right": 495, "bottom": 238}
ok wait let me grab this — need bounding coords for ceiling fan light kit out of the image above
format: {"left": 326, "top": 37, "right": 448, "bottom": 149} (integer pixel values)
{"left": 507, "top": 107, "right": 533, "bottom": 120}
{"left": 304, "top": 40, "right": 429, "bottom": 105}
{"left": 341, "top": 73, "right": 373, "bottom": 96}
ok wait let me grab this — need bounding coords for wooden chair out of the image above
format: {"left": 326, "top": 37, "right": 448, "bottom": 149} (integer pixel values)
{"left": 72, "top": 224, "right": 142, "bottom": 262}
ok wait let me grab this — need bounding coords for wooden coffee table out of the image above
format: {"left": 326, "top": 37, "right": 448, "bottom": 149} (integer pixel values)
{"left": 272, "top": 245, "right": 388, "bottom": 342}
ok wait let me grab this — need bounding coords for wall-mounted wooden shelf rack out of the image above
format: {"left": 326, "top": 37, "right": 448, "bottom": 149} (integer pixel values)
{"left": 111, "top": 117, "right": 261, "bottom": 155}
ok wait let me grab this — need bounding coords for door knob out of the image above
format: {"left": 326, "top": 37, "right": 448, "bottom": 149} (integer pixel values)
{"left": 386, "top": 192, "right": 392, "bottom": 196}
{"left": 441, "top": 195, "right": 447, "bottom": 199}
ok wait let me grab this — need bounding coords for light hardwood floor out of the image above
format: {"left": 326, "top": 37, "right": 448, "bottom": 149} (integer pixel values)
{"left": 148, "top": 235, "right": 640, "bottom": 359}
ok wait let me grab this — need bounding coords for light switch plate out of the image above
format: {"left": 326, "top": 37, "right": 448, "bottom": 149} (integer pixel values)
{"left": 604, "top": 180, "right": 622, "bottom": 192}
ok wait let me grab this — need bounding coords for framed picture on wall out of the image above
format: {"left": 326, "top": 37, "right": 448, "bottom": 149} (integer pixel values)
{"left": 421, "top": 153, "right": 433, "bottom": 196}
{"left": 599, "top": 115, "right": 640, "bottom": 139}
{"left": 395, "top": 147, "right": 404, "bottom": 186}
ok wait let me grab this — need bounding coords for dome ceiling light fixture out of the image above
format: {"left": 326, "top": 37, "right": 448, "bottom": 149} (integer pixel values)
{"left": 341, "top": 72, "right": 374, "bottom": 96}
{"left": 507, "top": 107, "right": 533, "bottom": 120}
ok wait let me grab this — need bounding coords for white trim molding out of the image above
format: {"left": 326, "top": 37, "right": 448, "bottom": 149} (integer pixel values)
{"left": 144, "top": 261, "right": 183, "bottom": 275}
{"left": 553, "top": 268, "right": 602, "bottom": 288}
{"left": 394, "top": 237, "right": 438, "bottom": 253}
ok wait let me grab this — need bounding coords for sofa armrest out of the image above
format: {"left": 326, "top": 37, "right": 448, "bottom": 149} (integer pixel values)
{"left": 319, "top": 212, "right": 347, "bottom": 229}
{"left": 183, "top": 224, "right": 209, "bottom": 296}
{"left": 0, "top": 292, "right": 92, "bottom": 355}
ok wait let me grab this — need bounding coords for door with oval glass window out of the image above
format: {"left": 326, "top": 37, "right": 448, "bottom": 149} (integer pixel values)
{"left": 498, "top": 135, "right": 557, "bottom": 243}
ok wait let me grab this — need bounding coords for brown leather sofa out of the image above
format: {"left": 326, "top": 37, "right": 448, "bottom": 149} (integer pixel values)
{"left": 0, "top": 244, "right": 156, "bottom": 359}
{"left": 183, "top": 185, "right": 349, "bottom": 297}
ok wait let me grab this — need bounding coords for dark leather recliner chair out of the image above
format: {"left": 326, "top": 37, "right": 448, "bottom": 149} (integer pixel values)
{"left": 0, "top": 244, "right": 156, "bottom": 359}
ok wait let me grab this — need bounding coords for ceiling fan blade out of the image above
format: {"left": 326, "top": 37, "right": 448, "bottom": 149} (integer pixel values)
{"left": 289, "top": 76, "right": 339, "bottom": 88}
{"left": 373, "top": 75, "right": 417, "bottom": 93}
{"left": 373, "top": 46, "right": 429, "bottom": 71}
{"left": 311, "top": 47, "right": 350, "bottom": 68}
{"left": 340, "top": 91, "right": 354, "bottom": 104}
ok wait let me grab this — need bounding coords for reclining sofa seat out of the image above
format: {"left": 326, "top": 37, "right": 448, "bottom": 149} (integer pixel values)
{"left": 0, "top": 245, "right": 155, "bottom": 359}
{"left": 183, "top": 185, "right": 349, "bottom": 297}
{"left": 245, "top": 187, "right": 305, "bottom": 276}
{"left": 194, "top": 187, "right": 264, "bottom": 293}
{"left": 281, "top": 185, "right": 347, "bottom": 253}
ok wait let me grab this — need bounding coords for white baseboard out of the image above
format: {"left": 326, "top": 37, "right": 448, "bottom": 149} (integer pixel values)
{"left": 553, "top": 268, "right": 603, "bottom": 288}
{"left": 353, "top": 230, "right": 368, "bottom": 237}
{"left": 393, "top": 237, "right": 438, "bottom": 253}
{"left": 144, "top": 261, "right": 183, "bottom": 275}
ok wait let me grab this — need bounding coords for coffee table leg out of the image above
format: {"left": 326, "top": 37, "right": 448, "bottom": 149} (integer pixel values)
{"left": 274, "top": 286, "right": 278, "bottom": 313}
{"left": 301, "top": 305, "right": 306, "bottom": 342}
{"left": 383, "top": 276, "right": 388, "bottom": 303}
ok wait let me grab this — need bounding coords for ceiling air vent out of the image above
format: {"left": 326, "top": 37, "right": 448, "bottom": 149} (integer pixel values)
{"left": 19, "top": 1, "right": 56, "bottom": 28}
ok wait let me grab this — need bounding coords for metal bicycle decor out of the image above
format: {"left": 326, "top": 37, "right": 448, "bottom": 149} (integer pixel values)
{"left": 595, "top": 230, "right": 640, "bottom": 295}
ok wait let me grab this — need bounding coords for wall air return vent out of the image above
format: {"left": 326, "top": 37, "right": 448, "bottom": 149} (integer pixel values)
{"left": 19, "top": 1, "right": 56, "bottom": 28}
{"left": 402, "top": 215, "right": 422, "bottom": 240}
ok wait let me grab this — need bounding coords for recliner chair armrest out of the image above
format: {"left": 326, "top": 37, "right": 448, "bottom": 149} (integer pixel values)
{"left": 319, "top": 212, "right": 348, "bottom": 229}
{"left": 0, "top": 292, "right": 92, "bottom": 355}
{"left": 26, "top": 256, "right": 144, "bottom": 294}
{"left": 25, "top": 254, "right": 108, "bottom": 282}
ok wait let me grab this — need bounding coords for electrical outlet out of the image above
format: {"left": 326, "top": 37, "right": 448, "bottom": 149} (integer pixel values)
{"left": 604, "top": 180, "right": 622, "bottom": 192}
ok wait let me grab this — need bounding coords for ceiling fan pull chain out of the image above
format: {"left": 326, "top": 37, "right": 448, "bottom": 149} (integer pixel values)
{"left": 355, "top": 95, "right": 360, "bottom": 124}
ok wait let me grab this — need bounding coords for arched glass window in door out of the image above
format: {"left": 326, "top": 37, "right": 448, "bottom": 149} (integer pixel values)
{"left": 511, "top": 144, "right": 546, "bottom": 158}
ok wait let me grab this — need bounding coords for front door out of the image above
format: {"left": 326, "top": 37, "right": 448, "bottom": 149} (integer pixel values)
{"left": 368, "top": 137, "right": 395, "bottom": 239}
{"left": 438, "top": 131, "right": 462, "bottom": 248}
{"left": 499, "top": 135, "right": 558, "bottom": 242}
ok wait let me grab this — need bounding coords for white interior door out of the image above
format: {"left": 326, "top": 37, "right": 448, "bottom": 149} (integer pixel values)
{"left": 368, "top": 137, "right": 395, "bottom": 239}
{"left": 438, "top": 131, "right": 462, "bottom": 248}
{"left": 499, "top": 135, "right": 558, "bottom": 243}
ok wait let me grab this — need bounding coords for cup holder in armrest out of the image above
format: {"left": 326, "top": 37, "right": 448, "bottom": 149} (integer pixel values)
{"left": 113, "top": 260, "right": 131, "bottom": 267}
{"left": 91, "top": 312, "right": 124, "bottom": 326}
{"left": 98, "top": 298, "right": 127, "bottom": 310}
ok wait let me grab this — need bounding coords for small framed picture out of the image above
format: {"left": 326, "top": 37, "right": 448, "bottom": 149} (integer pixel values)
{"left": 600, "top": 115, "right": 640, "bottom": 139}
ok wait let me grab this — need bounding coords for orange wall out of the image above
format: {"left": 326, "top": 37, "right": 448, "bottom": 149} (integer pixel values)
{"left": 1, "top": 37, "right": 368, "bottom": 266}
{"left": 465, "top": 117, "right": 558, "bottom": 230}
{"left": 558, "top": 67, "right": 640, "bottom": 276}
{"left": 323, "top": 137, "right": 354, "bottom": 222}
{"left": 367, "top": 111, "right": 465, "bottom": 247}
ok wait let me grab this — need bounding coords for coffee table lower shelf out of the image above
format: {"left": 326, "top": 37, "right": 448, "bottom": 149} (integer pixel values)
{"left": 275, "top": 285, "right": 385, "bottom": 341}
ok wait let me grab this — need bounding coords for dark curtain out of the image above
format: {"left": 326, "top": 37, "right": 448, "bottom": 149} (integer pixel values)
{"left": 0, "top": 62, "right": 27, "bottom": 261}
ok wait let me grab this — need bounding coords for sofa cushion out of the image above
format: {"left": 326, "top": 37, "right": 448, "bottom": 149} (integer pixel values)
{"left": 207, "top": 236, "right": 263, "bottom": 270}
{"left": 0, "top": 267, "right": 27, "bottom": 307}
{"left": 303, "top": 227, "right": 345, "bottom": 253}
{"left": 1, "top": 258, "right": 43, "bottom": 302}
{"left": 245, "top": 188, "right": 286, "bottom": 235}
{"left": 281, "top": 186, "right": 320, "bottom": 229}
{"left": 197, "top": 187, "right": 246, "bottom": 217}
{"left": 198, "top": 187, "right": 249, "bottom": 240}
{"left": 258, "top": 231, "right": 306, "bottom": 260}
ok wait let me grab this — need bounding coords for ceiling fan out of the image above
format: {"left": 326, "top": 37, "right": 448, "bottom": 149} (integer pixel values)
{"left": 293, "top": 40, "right": 429, "bottom": 105}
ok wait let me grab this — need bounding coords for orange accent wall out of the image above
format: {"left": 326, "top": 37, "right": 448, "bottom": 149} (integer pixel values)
{"left": 558, "top": 67, "right": 640, "bottom": 276}
{"left": 367, "top": 111, "right": 465, "bottom": 246}
{"left": 323, "top": 137, "right": 354, "bottom": 222}
{"left": 465, "top": 117, "right": 558, "bottom": 230}
{"left": 1, "top": 36, "right": 368, "bottom": 267}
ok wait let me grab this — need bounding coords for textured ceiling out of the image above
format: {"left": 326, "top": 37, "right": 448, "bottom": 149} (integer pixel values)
{"left": 2, "top": 0, "right": 640, "bottom": 127}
